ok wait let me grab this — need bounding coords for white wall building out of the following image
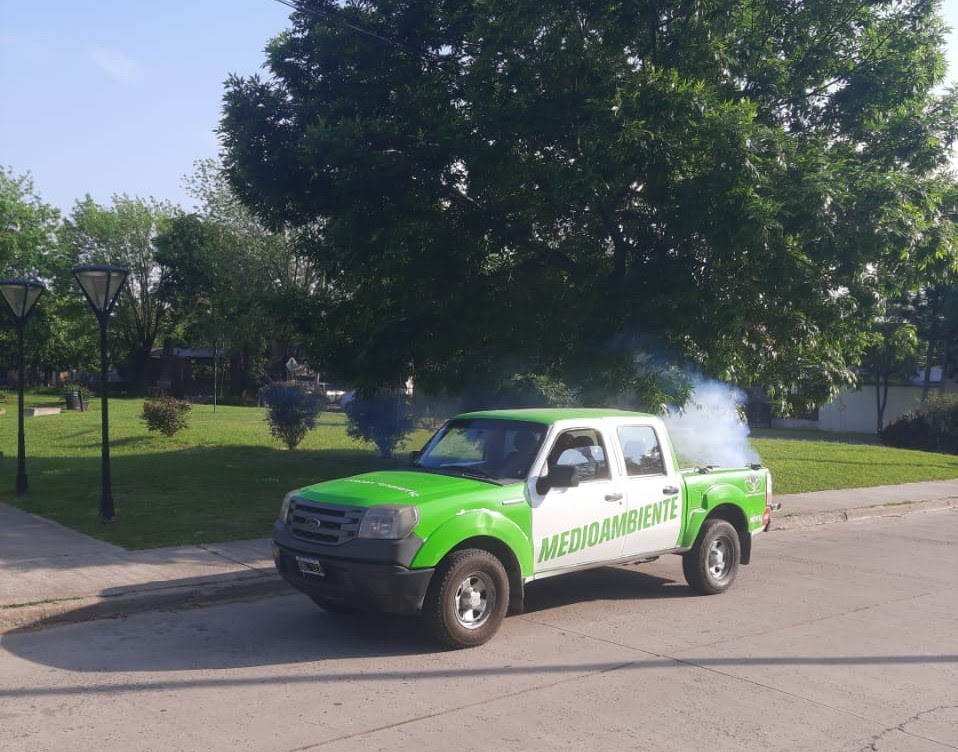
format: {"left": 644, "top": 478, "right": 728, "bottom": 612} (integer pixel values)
{"left": 773, "top": 373, "right": 954, "bottom": 435}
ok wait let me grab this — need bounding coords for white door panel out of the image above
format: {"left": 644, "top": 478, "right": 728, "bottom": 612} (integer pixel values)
{"left": 620, "top": 476, "right": 682, "bottom": 556}
{"left": 532, "top": 480, "right": 626, "bottom": 572}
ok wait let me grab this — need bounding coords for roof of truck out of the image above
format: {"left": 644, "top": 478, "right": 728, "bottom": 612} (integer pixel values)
{"left": 453, "top": 407, "right": 656, "bottom": 425}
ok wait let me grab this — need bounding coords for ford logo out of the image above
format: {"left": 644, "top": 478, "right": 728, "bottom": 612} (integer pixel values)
{"left": 305, "top": 517, "right": 322, "bottom": 528}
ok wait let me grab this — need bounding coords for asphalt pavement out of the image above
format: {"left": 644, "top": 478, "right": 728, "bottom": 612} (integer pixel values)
{"left": 2, "top": 479, "right": 957, "bottom": 634}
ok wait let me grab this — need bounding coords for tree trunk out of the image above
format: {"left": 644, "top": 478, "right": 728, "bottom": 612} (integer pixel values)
{"left": 922, "top": 287, "right": 941, "bottom": 399}
{"left": 128, "top": 345, "right": 153, "bottom": 389}
{"left": 876, "top": 373, "right": 890, "bottom": 434}
{"left": 939, "top": 337, "right": 950, "bottom": 394}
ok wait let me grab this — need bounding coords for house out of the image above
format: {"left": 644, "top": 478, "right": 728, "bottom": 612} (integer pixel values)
{"left": 147, "top": 342, "right": 220, "bottom": 397}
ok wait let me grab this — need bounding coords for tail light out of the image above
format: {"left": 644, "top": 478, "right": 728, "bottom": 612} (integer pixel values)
{"left": 763, "top": 469, "right": 772, "bottom": 528}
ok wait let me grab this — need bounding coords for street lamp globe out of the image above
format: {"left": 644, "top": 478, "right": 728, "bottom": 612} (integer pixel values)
{"left": 72, "top": 264, "right": 129, "bottom": 318}
{"left": 0, "top": 279, "right": 44, "bottom": 322}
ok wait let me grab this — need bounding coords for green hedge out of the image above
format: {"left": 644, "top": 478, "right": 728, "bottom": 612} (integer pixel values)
{"left": 881, "top": 394, "right": 958, "bottom": 454}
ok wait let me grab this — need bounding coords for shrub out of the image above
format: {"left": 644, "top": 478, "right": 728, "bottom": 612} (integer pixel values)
{"left": 881, "top": 394, "right": 958, "bottom": 454}
{"left": 345, "top": 391, "right": 414, "bottom": 459}
{"left": 263, "top": 384, "right": 322, "bottom": 449}
{"left": 141, "top": 396, "right": 192, "bottom": 437}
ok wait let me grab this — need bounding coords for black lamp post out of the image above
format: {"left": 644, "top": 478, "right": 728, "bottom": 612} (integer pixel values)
{"left": 72, "top": 264, "right": 129, "bottom": 522}
{"left": 0, "top": 279, "right": 45, "bottom": 495}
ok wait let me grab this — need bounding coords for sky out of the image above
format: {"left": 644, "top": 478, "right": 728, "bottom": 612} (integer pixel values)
{"left": 1, "top": 0, "right": 958, "bottom": 216}
{"left": 0, "top": 0, "right": 291, "bottom": 214}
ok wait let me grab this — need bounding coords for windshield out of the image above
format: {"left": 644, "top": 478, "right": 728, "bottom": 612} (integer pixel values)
{"left": 416, "top": 419, "right": 547, "bottom": 483}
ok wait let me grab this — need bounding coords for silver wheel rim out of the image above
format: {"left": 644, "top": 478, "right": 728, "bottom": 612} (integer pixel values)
{"left": 707, "top": 536, "right": 732, "bottom": 581}
{"left": 454, "top": 571, "right": 495, "bottom": 630}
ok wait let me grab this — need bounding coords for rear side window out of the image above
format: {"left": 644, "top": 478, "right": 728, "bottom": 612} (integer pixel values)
{"left": 618, "top": 426, "right": 665, "bottom": 477}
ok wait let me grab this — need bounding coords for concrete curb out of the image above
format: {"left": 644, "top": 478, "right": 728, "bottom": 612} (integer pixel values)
{"left": 0, "top": 572, "right": 292, "bottom": 636}
{"left": 771, "top": 497, "right": 958, "bottom": 530}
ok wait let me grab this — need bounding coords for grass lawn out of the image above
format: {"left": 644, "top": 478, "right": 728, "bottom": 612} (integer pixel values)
{"left": 749, "top": 428, "right": 958, "bottom": 493}
{"left": 1, "top": 392, "right": 957, "bottom": 549}
{"left": 0, "top": 392, "right": 433, "bottom": 549}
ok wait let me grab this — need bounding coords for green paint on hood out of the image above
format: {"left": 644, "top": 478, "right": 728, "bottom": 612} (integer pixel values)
{"left": 297, "top": 470, "right": 498, "bottom": 508}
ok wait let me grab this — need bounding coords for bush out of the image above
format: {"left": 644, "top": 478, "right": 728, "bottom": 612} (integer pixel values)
{"left": 263, "top": 384, "right": 322, "bottom": 449}
{"left": 345, "top": 392, "right": 414, "bottom": 459}
{"left": 141, "top": 396, "right": 192, "bottom": 437}
{"left": 881, "top": 394, "right": 958, "bottom": 454}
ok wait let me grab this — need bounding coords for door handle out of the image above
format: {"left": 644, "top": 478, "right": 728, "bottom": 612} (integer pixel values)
{"left": 604, "top": 492, "right": 623, "bottom": 502}
{"left": 662, "top": 486, "right": 679, "bottom": 495}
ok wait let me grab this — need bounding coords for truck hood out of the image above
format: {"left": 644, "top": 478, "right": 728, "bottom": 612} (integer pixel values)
{"left": 297, "top": 470, "right": 498, "bottom": 508}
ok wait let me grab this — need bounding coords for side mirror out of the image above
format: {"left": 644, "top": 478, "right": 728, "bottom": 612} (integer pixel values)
{"left": 536, "top": 464, "right": 579, "bottom": 495}
{"left": 409, "top": 450, "right": 422, "bottom": 466}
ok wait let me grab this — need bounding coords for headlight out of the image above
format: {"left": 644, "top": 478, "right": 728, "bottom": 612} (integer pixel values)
{"left": 358, "top": 505, "right": 420, "bottom": 540}
{"left": 279, "top": 489, "right": 299, "bottom": 524}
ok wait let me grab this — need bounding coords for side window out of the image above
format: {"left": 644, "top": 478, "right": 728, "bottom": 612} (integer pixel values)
{"left": 547, "top": 429, "right": 610, "bottom": 482}
{"left": 618, "top": 426, "right": 666, "bottom": 477}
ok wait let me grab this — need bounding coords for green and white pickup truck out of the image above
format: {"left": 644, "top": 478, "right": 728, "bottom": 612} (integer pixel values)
{"left": 272, "top": 408, "right": 776, "bottom": 648}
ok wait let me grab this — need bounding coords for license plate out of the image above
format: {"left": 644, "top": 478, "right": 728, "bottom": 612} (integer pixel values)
{"left": 296, "top": 556, "right": 325, "bottom": 577}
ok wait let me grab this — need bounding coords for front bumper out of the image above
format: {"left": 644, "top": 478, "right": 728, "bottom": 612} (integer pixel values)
{"left": 272, "top": 522, "right": 433, "bottom": 615}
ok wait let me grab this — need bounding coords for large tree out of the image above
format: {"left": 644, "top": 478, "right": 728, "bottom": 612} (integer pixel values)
{"left": 220, "top": 0, "right": 958, "bottom": 409}
{"left": 155, "top": 160, "right": 324, "bottom": 395}
{"left": 0, "top": 168, "right": 96, "bottom": 381}
{"left": 63, "top": 195, "right": 177, "bottom": 386}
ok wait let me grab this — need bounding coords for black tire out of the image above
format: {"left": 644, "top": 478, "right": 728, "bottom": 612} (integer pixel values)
{"left": 423, "top": 548, "right": 509, "bottom": 649}
{"left": 309, "top": 596, "right": 358, "bottom": 614}
{"left": 682, "top": 519, "right": 741, "bottom": 595}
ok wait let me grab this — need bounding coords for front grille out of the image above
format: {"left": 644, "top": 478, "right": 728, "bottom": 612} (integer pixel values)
{"left": 289, "top": 500, "right": 364, "bottom": 545}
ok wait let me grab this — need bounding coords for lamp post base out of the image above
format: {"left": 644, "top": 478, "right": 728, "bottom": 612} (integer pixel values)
{"left": 99, "top": 495, "right": 115, "bottom": 523}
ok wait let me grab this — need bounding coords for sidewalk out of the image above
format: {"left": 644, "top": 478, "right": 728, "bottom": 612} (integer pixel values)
{"left": 2, "top": 480, "right": 957, "bottom": 634}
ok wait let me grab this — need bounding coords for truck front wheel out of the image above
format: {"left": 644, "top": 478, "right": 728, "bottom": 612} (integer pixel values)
{"left": 682, "top": 519, "right": 741, "bottom": 595}
{"left": 423, "top": 549, "right": 509, "bottom": 649}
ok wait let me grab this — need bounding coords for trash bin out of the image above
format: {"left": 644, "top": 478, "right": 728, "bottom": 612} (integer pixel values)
{"left": 65, "top": 391, "right": 86, "bottom": 411}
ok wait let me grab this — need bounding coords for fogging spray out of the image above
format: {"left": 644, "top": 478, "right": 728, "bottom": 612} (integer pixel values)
{"left": 663, "top": 378, "right": 760, "bottom": 468}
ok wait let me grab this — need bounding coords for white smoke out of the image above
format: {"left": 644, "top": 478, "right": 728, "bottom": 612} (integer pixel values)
{"left": 663, "top": 378, "right": 761, "bottom": 469}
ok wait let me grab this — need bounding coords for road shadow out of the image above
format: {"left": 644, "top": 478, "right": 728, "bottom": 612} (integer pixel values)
{"left": 523, "top": 565, "right": 687, "bottom": 613}
{"left": 1, "top": 566, "right": 692, "bottom": 673}
{"left": 1, "top": 593, "right": 437, "bottom": 672}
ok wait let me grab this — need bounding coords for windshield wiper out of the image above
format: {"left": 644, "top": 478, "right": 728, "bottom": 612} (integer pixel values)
{"left": 441, "top": 464, "right": 499, "bottom": 482}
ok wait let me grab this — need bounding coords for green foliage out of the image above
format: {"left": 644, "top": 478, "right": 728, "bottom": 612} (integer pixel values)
{"left": 862, "top": 314, "right": 921, "bottom": 431}
{"left": 881, "top": 394, "right": 958, "bottom": 454}
{"left": 61, "top": 381, "right": 84, "bottom": 395}
{"left": 862, "top": 320, "right": 920, "bottom": 383}
{"left": 220, "top": 0, "right": 958, "bottom": 406}
{"left": 141, "top": 395, "right": 192, "bottom": 437}
{"left": 0, "top": 167, "right": 89, "bottom": 379}
{"left": 263, "top": 383, "right": 322, "bottom": 449}
{"left": 345, "top": 392, "right": 414, "bottom": 459}
{"left": 495, "top": 373, "right": 579, "bottom": 408}
{"left": 0, "top": 166, "right": 60, "bottom": 278}
{"left": 155, "top": 160, "right": 324, "bottom": 395}
{"left": 62, "top": 195, "right": 178, "bottom": 385}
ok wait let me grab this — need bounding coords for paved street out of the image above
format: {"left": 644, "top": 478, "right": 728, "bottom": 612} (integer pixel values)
{"left": 1, "top": 509, "right": 956, "bottom": 752}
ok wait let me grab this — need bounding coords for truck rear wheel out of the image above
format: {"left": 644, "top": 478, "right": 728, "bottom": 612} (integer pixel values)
{"left": 423, "top": 548, "right": 509, "bottom": 649}
{"left": 682, "top": 519, "right": 740, "bottom": 595}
